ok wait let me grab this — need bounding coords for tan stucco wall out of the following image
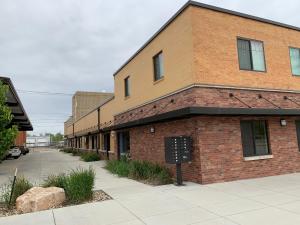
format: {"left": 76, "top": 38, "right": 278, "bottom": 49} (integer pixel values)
{"left": 66, "top": 5, "right": 300, "bottom": 138}
{"left": 191, "top": 6, "right": 300, "bottom": 91}
{"left": 74, "top": 109, "right": 98, "bottom": 133}
{"left": 67, "top": 7, "right": 195, "bottom": 135}
{"left": 64, "top": 117, "right": 73, "bottom": 136}
{"left": 65, "top": 124, "right": 73, "bottom": 136}
{"left": 99, "top": 6, "right": 194, "bottom": 125}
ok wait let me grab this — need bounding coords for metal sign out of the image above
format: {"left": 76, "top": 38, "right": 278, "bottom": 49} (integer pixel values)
{"left": 165, "top": 136, "right": 192, "bottom": 164}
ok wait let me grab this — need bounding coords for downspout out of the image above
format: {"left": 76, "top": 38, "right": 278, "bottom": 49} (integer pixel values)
{"left": 96, "top": 108, "right": 100, "bottom": 154}
{"left": 72, "top": 123, "right": 75, "bottom": 149}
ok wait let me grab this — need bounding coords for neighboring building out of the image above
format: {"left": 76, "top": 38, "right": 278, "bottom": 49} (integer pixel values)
{"left": 0, "top": 77, "right": 33, "bottom": 147}
{"left": 64, "top": 91, "right": 113, "bottom": 141}
{"left": 65, "top": 1, "right": 300, "bottom": 184}
{"left": 26, "top": 135, "right": 51, "bottom": 147}
{"left": 72, "top": 91, "right": 113, "bottom": 121}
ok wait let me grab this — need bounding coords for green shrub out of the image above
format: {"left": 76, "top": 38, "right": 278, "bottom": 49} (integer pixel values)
{"left": 64, "top": 167, "right": 95, "bottom": 204}
{"left": 80, "top": 152, "right": 100, "bottom": 162}
{"left": 0, "top": 176, "right": 33, "bottom": 207}
{"left": 150, "top": 168, "right": 173, "bottom": 185}
{"left": 72, "top": 150, "right": 82, "bottom": 156}
{"left": 60, "top": 148, "right": 74, "bottom": 154}
{"left": 42, "top": 167, "right": 95, "bottom": 204}
{"left": 106, "top": 159, "right": 172, "bottom": 185}
{"left": 106, "top": 160, "right": 131, "bottom": 177}
{"left": 42, "top": 174, "right": 67, "bottom": 189}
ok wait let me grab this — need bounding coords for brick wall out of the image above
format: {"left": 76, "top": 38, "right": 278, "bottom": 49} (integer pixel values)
{"left": 115, "top": 86, "right": 300, "bottom": 125}
{"left": 15, "top": 131, "right": 26, "bottom": 147}
{"left": 129, "top": 115, "right": 300, "bottom": 184}
{"left": 129, "top": 118, "right": 202, "bottom": 183}
{"left": 199, "top": 116, "right": 300, "bottom": 184}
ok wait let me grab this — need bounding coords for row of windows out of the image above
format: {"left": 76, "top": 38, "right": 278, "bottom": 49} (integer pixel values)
{"left": 240, "top": 120, "right": 300, "bottom": 157}
{"left": 237, "top": 38, "right": 300, "bottom": 75}
{"left": 124, "top": 52, "right": 164, "bottom": 97}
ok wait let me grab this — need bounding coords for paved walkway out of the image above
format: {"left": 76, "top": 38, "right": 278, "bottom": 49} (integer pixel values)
{"left": 1, "top": 149, "right": 300, "bottom": 225}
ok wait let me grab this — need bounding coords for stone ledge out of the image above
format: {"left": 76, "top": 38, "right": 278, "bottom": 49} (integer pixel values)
{"left": 244, "top": 155, "right": 274, "bottom": 161}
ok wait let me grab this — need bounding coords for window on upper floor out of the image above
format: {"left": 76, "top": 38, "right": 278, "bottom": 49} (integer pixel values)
{"left": 153, "top": 51, "right": 164, "bottom": 81}
{"left": 295, "top": 121, "right": 300, "bottom": 151}
{"left": 237, "top": 38, "right": 266, "bottom": 72}
{"left": 124, "top": 76, "right": 130, "bottom": 97}
{"left": 240, "top": 120, "right": 270, "bottom": 157}
{"left": 290, "top": 47, "right": 300, "bottom": 76}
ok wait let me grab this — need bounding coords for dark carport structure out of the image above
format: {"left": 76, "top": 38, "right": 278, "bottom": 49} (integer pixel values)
{"left": 0, "top": 77, "right": 33, "bottom": 131}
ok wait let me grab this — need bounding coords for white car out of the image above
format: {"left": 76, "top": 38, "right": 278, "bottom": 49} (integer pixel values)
{"left": 7, "top": 147, "right": 22, "bottom": 159}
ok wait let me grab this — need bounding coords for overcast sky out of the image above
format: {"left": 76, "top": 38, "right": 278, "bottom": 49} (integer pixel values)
{"left": 0, "top": 0, "right": 299, "bottom": 135}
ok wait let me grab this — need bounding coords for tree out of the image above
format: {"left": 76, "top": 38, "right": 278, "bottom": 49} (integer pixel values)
{"left": 0, "top": 81, "right": 18, "bottom": 160}
{"left": 50, "top": 133, "right": 64, "bottom": 143}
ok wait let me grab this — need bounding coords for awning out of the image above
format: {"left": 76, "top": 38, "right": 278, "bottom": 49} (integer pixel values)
{"left": 105, "top": 106, "right": 300, "bottom": 131}
{"left": 0, "top": 77, "right": 33, "bottom": 131}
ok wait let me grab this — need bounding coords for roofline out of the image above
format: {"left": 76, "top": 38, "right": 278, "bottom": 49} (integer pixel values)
{"left": 113, "top": 0, "right": 300, "bottom": 77}
{"left": 73, "top": 91, "right": 113, "bottom": 96}
{"left": 0, "top": 76, "right": 33, "bottom": 131}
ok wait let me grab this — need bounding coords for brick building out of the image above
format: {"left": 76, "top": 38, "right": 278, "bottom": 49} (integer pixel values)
{"left": 64, "top": 1, "right": 300, "bottom": 184}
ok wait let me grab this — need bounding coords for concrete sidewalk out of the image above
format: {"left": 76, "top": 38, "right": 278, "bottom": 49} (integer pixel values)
{"left": 1, "top": 151, "right": 300, "bottom": 225}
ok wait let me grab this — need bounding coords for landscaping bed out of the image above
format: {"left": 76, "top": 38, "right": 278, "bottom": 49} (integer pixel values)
{"left": 0, "top": 167, "right": 111, "bottom": 217}
{"left": 105, "top": 156, "right": 173, "bottom": 185}
{"left": 60, "top": 148, "right": 100, "bottom": 162}
{"left": 0, "top": 190, "right": 111, "bottom": 217}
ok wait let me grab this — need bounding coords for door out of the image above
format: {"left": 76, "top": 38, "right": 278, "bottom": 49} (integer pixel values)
{"left": 117, "top": 131, "right": 130, "bottom": 158}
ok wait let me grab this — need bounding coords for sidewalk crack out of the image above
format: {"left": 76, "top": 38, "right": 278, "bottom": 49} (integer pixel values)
{"left": 52, "top": 210, "right": 57, "bottom": 225}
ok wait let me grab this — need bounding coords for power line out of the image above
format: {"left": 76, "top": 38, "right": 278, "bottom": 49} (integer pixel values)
{"left": 16, "top": 89, "right": 73, "bottom": 96}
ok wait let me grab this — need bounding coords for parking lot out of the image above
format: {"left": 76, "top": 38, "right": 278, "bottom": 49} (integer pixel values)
{"left": 1, "top": 149, "right": 300, "bottom": 225}
{"left": 0, "top": 148, "right": 92, "bottom": 186}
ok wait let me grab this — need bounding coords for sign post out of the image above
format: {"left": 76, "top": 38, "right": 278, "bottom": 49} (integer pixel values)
{"left": 9, "top": 168, "right": 18, "bottom": 207}
{"left": 165, "top": 136, "right": 192, "bottom": 186}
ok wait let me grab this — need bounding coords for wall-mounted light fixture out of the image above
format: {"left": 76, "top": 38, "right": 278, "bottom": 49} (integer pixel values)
{"left": 280, "top": 119, "right": 287, "bottom": 127}
{"left": 150, "top": 127, "right": 155, "bottom": 133}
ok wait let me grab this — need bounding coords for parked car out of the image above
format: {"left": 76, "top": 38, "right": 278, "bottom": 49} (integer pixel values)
{"left": 6, "top": 147, "right": 22, "bottom": 159}
{"left": 19, "top": 146, "right": 29, "bottom": 155}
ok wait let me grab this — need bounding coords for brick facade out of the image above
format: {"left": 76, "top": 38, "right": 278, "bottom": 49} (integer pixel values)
{"left": 64, "top": 1, "right": 300, "bottom": 184}
{"left": 116, "top": 87, "right": 300, "bottom": 184}
{"left": 130, "top": 118, "right": 202, "bottom": 183}
{"left": 14, "top": 131, "right": 26, "bottom": 147}
{"left": 114, "top": 86, "right": 300, "bottom": 125}
{"left": 129, "top": 115, "right": 300, "bottom": 184}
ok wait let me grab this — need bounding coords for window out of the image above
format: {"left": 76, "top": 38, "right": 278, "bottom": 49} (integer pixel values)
{"left": 295, "top": 121, "right": 300, "bottom": 151}
{"left": 103, "top": 133, "right": 110, "bottom": 151}
{"left": 153, "top": 51, "right": 164, "bottom": 81}
{"left": 290, "top": 48, "right": 300, "bottom": 76}
{"left": 124, "top": 76, "right": 130, "bottom": 97}
{"left": 240, "top": 120, "right": 270, "bottom": 157}
{"left": 237, "top": 38, "right": 266, "bottom": 72}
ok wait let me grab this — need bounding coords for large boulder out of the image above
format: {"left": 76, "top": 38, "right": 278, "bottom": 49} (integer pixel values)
{"left": 16, "top": 187, "right": 66, "bottom": 213}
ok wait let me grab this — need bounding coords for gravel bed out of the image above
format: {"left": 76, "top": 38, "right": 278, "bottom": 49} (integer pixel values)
{"left": 0, "top": 190, "right": 112, "bottom": 217}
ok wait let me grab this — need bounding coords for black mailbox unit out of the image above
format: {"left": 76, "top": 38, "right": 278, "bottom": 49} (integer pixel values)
{"left": 164, "top": 136, "right": 192, "bottom": 185}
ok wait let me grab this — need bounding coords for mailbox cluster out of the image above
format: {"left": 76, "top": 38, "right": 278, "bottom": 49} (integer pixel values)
{"left": 165, "top": 136, "right": 192, "bottom": 164}
{"left": 164, "top": 136, "right": 193, "bottom": 185}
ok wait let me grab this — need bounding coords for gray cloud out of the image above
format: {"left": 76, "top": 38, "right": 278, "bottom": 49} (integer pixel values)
{"left": 0, "top": 0, "right": 299, "bottom": 134}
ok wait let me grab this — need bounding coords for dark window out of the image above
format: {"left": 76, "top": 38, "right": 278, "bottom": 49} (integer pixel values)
{"left": 240, "top": 120, "right": 270, "bottom": 157}
{"left": 117, "top": 131, "right": 130, "bottom": 157}
{"left": 237, "top": 38, "right": 266, "bottom": 72}
{"left": 295, "top": 121, "right": 300, "bottom": 151}
{"left": 103, "top": 133, "right": 110, "bottom": 151}
{"left": 290, "top": 48, "right": 300, "bottom": 76}
{"left": 153, "top": 51, "right": 164, "bottom": 81}
{"left": 124, "top": 76, "right": 130, "bottom": 97}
